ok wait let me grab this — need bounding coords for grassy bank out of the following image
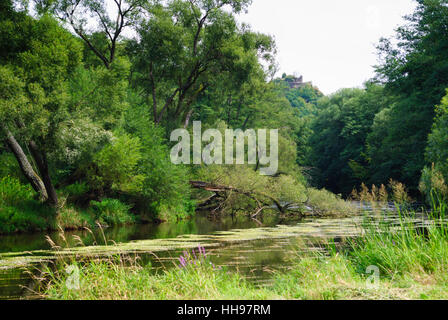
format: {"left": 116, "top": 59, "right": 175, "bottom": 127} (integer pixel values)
{"left": 39, "top": 200, "right": 448, "bottom": 300}
{"left": 0, "top": 176, "right": 136, "bottom": 234}
{"left": 0, "top": 172, "right": 355, "bottom": 234}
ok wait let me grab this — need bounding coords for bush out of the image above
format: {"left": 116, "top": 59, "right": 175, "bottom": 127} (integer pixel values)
{"left": 0, "top": 205, "right": 49, "bottom": 233}
{"left": 0, "top": 176, "right": 35, "bottom": 206}
{"left": 0, "top": 153, "right": 23, "bottom": 181}
{"left": 122, "top": 104, "right": 194, "bottom": 221}
{"left": 306, "top": 188, "right": 355, "bottom": 216}
{"left": 0, "top": 176, "right": 52, "bottom": 233}
{"left": 61, "top": 182, "right": 90, "bottom": 199}
{"left": 90, "top": 198, "right": 135, "bottom": 226}
{"left": 426, "top": 91, "right": 448, "bottom": 180}
{"left": 88, "top": 133, "right": 144, "bottom": 194}
{"left": 420, "top": 165, "right": 448, "bottom": 204}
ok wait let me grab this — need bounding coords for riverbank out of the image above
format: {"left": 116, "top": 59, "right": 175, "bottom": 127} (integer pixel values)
{"left": 0, "top": 175, "right": 355, "bottom": 235}
{"left": 37, "top": 202, "right": 448, "bottom": 300}
{"left": 0, "top": 175, "right": 137, "bottom": 234}
{"left": 41, "top": 254, "right": 448, "bottom": 300}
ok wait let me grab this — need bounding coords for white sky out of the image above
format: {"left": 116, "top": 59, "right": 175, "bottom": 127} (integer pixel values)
{"left": 238, "top": 0, "right": 417, "bottom": 94}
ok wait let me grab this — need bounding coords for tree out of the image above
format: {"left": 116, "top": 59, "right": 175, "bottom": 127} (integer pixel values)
{"left": 0, "top": 13, "right": 82, "bottom": 207}
{"left": 369, "top": 0, "right": 448, "bottom": 190}
{"left": 426, "top": 90, "right": 448, "bottom": 179}
{"left": 128, "top": 0, "right": 275, "bottom": 128}
{"left": 309, "top": 85, "right": 387, "bottom": 194}
{"left": 36, "top": 0, "right": 145, "bottom": 68}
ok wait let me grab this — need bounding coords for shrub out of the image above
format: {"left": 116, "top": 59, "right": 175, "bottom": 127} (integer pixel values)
{"left": 88, "top": 133, "right": 144, "bottom": 194}
{"left": 306, "top": 188, "right": 355, "bottom": 216}
{"left": 420, "top": 165, "right": 448, "bottom": 204}
{"left": 62, "top": 182, "right": 89, "bottom": 198}
{"left": 0, "top": 153, "right": 23, "bottom": 181}
{"left": 0, "top": 205, "right": 49, "bottom": 233}
{"left": 426, "top": 91, "right": 448, "bottom": 181}
{"left": 90, "top": 198, "right": 135, "bottom": 226}
{"left": 122, "top": 105, "right": 194, "bottom": 221}
{"left": 0, "top": 176, "right": 35, "bottom": 206}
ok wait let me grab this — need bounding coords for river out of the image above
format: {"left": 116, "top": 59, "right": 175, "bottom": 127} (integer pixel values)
{"left": 0, "top": 204, "right": 422, "bottom": 300}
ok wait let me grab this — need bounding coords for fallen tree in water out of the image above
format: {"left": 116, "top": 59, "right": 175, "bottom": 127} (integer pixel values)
{"left": 191, "top": 166, "right": 356, "bottom": 219}
{"left": 190, "top": 180, "right": 304, "bottom": 218}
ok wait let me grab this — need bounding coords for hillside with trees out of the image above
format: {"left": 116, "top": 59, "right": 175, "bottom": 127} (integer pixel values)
{"left": 1, "top": 0, "right": 448, "bottom": 235}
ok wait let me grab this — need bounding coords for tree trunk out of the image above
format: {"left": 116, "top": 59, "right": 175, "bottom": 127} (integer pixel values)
{"left": 27, "top": 140, "right": 58, "bottom": 207}
{"left": 1, "top": 126, "right": 48, "bottom": 201}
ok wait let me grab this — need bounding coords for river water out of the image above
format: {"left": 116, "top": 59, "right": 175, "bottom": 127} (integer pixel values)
{"left": 0, "top": 204, "right": 425, "bottom": 300}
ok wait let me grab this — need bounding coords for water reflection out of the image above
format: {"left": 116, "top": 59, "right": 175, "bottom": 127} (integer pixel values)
{"left": 0, "top": 213, "right": 297, "bottom": 254}
{"left": 2, "top": 204, "right": 430, "bottom": 300}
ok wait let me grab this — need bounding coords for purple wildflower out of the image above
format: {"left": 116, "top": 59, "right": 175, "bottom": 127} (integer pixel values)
{"left": 198, "top": 245, "right": 206, "bottom": 258}
{"left": 176, "top": 244, "right": 215, "bottom": 270}
{"left": 178, "top": 256, "right": 187, "bottom": 268}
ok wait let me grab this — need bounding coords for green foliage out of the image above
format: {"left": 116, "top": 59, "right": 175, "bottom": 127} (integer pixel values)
{"left": 426, "top": 90, "right": 448, "bottom": 179}
{"left": 419, "top": 90, "right": 448, "bottom": 203}
{"left": 420, "top": 166, "right": 448, "bottom": 205}
{"left": 345, "top": 205, "right": 448, "bottom": 282}
{"left": 0, "top": 176, "right": 34, "bottom": 206}
{"left": 367, "top": 0, "right": 448, "bottom": 190}
{"left": 305, "top": 188, "right": 355, "bottom": 217}
{"left": 123, "top": 105, "right": 194, "bottom": 221}
{"left": 275, "top": 77, "right": 323, "bottom": 117}
{"left": 88, "top": 133, "right": 144, "bottom": 194}
{"left": 193, "top": 165, "right": 308, "bottom": 215}
{"left": 67, "top": 58, "right": 131, "bottom": 129}
{"left": 1, "top": 0, "right": 371, "bottom": 231}
{"left": 129, "top": 0, "right": 275, "bottom": 127}
{"left": 61, "top": 182, "right": 89, "bottom": 198}
{"left": 309, "top": 85, "right": 387, "bottom": 194}
{"left": 0, "top": 153, "right": 23, "bottom": 181}
{"left": 0, "top": 206, "right": 48, "bottom": 234}
{"left": 0, "top": 176, "right": 51, "bottom": 233}
{"left": 90, "top": 198, "right": 135, "bottom": 226}
{"left": 50, "top": 118, "right": 113, "bottom": 179}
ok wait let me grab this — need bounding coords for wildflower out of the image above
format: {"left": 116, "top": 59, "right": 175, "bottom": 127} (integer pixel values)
{"left": 176, "top": 244, "right": 215, "bottom": 270}
{"left": 178, "top": 256, "right": 187, "bottom": 268}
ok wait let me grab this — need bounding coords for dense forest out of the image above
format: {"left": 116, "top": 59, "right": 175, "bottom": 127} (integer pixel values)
{"left": 1, "top": 0, "right": 448, "bottom": 234}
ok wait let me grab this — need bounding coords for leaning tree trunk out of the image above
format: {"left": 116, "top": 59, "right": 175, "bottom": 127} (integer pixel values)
{"left": 190, "top": 181, "right": 304, "bottom": 218}
{"left": 1, "top": 125, "right": 48, "bottom": 201}
{"left": 28, "top": 140, "right": 58, "bottom": 207}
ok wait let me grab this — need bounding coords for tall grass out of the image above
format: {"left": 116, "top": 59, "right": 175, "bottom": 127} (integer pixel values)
{"left": 0, "top": 176, "right": 136, "bottom": 233}
{"left": 37, "top": 196, "right": 448, "bottom": 300}
{"left": 38, "top": 240, "right": 277, "bottom": 300}
{"left": 344, "top": 195, "right": 448, "bottom": 281}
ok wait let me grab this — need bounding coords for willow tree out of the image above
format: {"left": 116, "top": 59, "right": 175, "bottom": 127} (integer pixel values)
{"left": 0, "top": 12, "right": 82, "bottom": 207}
{"left": 128, "top": 0, "right": 276, "bottom": 129}
{"left": 35, "top": 0, "right": 145, "bottom": 69}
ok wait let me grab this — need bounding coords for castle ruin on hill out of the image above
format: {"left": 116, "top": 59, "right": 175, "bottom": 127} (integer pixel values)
{"left": 286, "top": 75, "right": 312, "bottom": 89}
